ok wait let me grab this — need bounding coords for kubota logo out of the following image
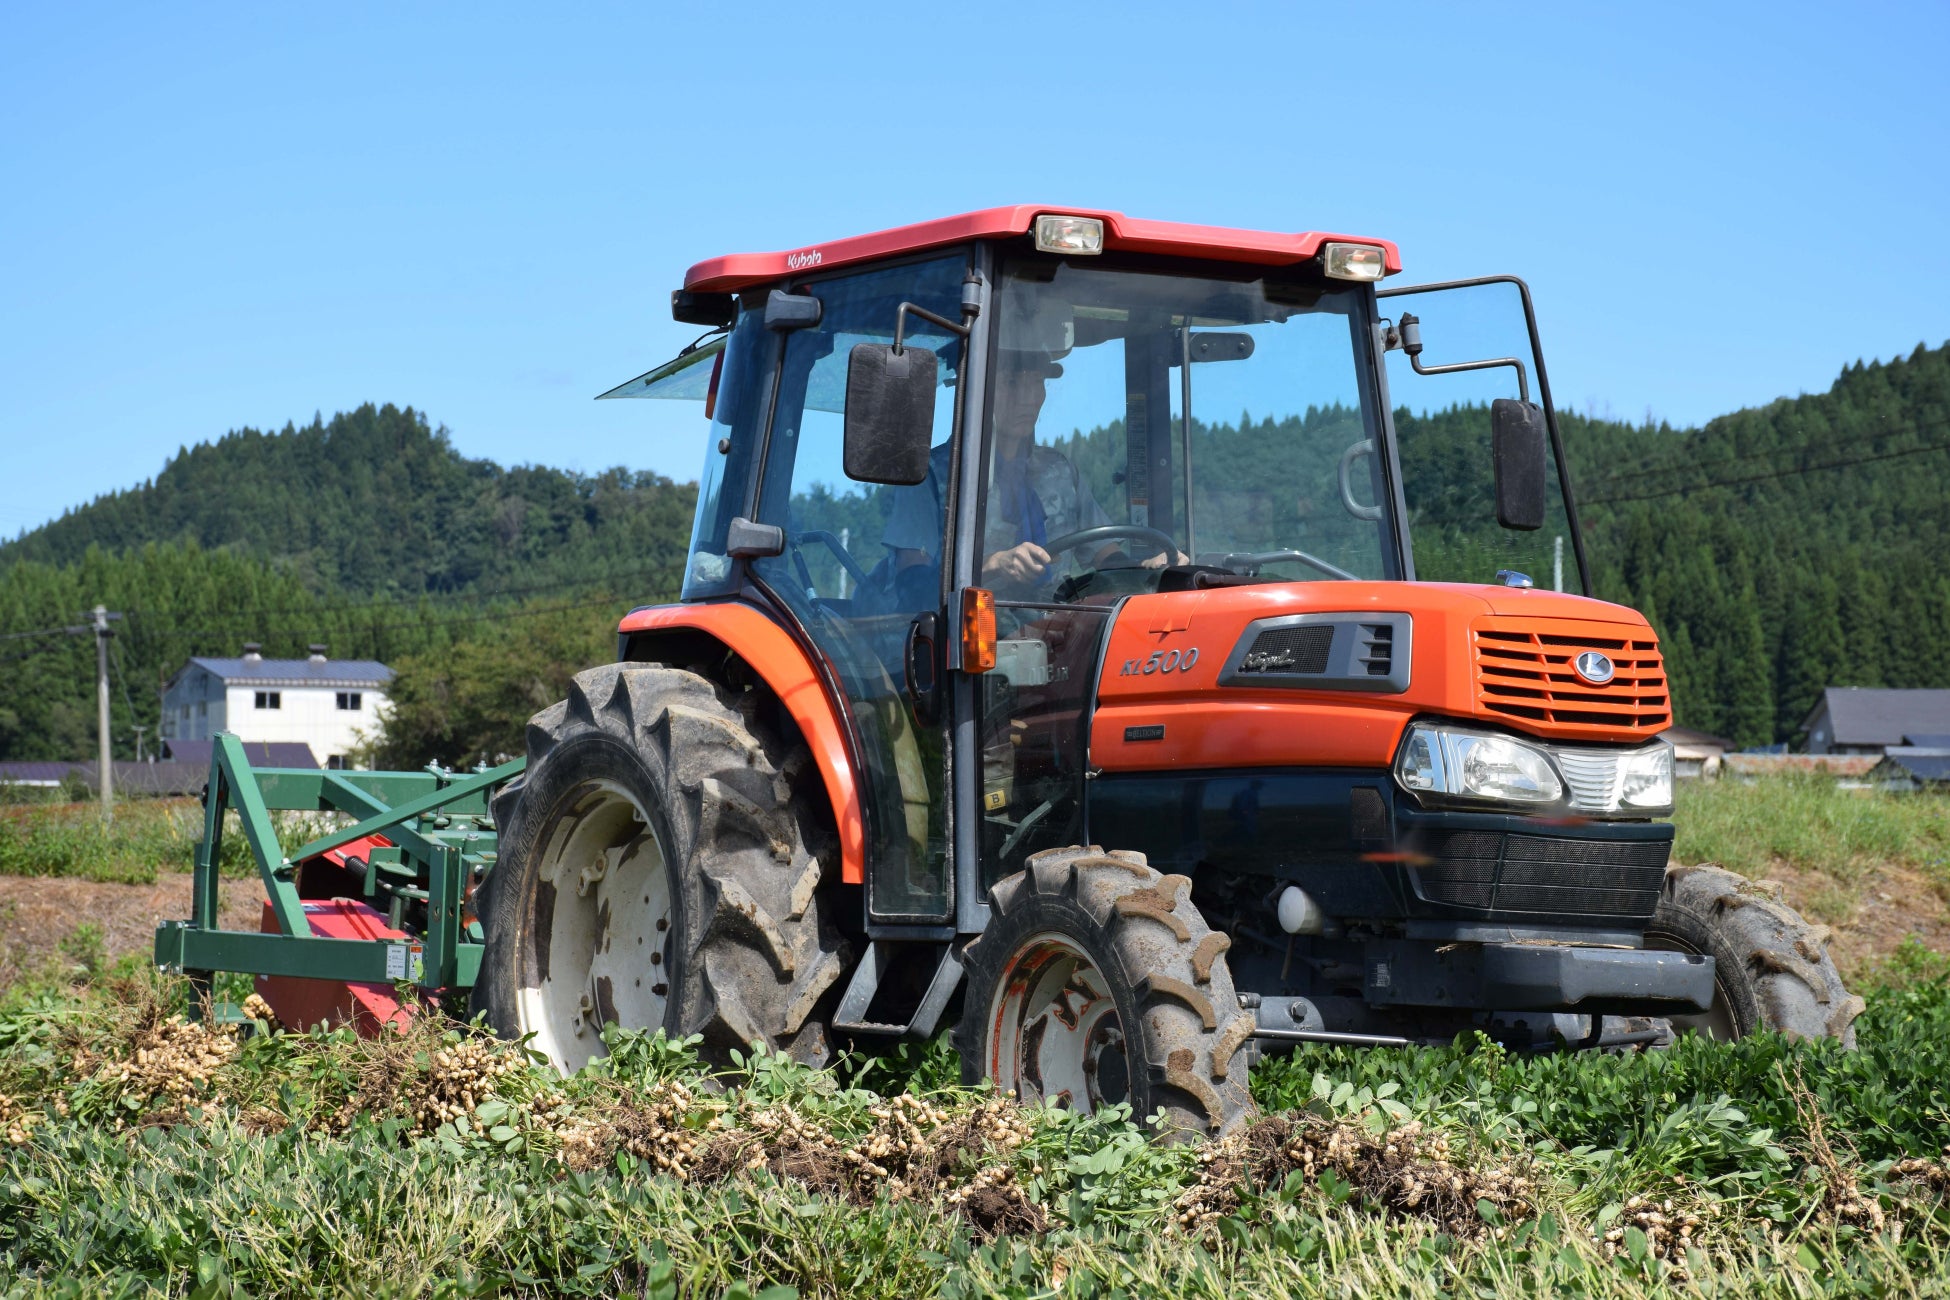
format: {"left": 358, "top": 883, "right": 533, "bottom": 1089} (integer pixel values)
{"left": 786, "top": 250, "right": 822, "bottom": 270}
{"left": 1574, "top": 650, "right": 1615, "bottom": 685}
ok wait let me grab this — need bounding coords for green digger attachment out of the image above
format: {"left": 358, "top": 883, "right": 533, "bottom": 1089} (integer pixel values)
{"left": 153, "top": 732, "right": 523, "bottom": 1006}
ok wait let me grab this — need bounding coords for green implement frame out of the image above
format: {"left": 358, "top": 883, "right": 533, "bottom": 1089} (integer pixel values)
{"left": 153, "top": 733, "right": 523, "bottom": 1002}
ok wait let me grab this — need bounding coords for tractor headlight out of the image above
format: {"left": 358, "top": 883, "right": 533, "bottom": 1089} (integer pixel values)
{"left": 1394, "top": 723, "right": 1563, "bottom": 807}
{"left": 1034, "top": 214, "right": 1104, "bottom": 256}
{"left": 1620, "top": 740, "right": 1674, "bottom": 811}
{"left": 1321, "top": 242, "right": 1387, "bottom": 281}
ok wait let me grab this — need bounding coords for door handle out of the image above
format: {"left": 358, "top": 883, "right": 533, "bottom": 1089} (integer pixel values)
{"left": 904, "top": 611, "right": 942, "bottom": 725}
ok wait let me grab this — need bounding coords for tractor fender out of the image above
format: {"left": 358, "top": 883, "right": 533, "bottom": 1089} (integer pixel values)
{"left": 617, "top": 602, "right": 865, "bottom": 885}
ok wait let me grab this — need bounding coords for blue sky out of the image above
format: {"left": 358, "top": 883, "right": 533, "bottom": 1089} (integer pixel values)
{"left": 3, "top": 2, "right": 1945, "bottom": 540}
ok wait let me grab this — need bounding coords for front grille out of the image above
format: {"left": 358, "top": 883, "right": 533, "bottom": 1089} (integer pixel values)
{"left": 1411, "top": 830, "right": 1669, "bottom": 921}
{"left": 1238, "top": 624, "right": 1333, "bottom": 674}
{"left": 1472, "top": 616, "right": 1671, "bottom": 738}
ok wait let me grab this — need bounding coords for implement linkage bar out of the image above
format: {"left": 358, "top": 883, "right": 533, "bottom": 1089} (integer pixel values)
{"left": 154, "top": 733, "right": 523, "bottom": 1012}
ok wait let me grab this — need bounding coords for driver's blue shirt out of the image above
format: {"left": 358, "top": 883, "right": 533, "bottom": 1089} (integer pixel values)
{"left": 883, "top": 440, "right": 1111, "bottom": 597}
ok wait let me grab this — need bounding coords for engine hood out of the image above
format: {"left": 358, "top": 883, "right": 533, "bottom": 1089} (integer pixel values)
{"left": 1087, "top": 581, "right": 1668, "bottom": 774}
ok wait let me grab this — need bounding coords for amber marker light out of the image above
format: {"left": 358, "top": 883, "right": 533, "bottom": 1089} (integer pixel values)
{"left": 961, "top": 587, "right": 997, "bottom": 672}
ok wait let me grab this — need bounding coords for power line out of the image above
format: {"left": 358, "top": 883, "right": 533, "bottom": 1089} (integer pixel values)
{"left": 126, "top": 589, "right": 673, "bottom": 644}
{"left": 112, "top": 562, "right": 680, "bottom": 628}
{"left": 1582, "top": 435, "right": 1950, "bottom": 507}
{"left": 1577, "top": 411, "right": 1950, "bottom": 497}
{"left": 0, "top": 624, "right": 74, "bottom": 644}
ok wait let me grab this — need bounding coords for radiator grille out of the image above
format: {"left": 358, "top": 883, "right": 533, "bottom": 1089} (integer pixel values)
{"left": 1472, "top": 616, "right": 1671, "bottom": 739}
{"left": 1411, "top": 830, "right": 1669, "bottom": 921}
{"left": 1238, "top": 624, "right": 1334, "bottom": 675}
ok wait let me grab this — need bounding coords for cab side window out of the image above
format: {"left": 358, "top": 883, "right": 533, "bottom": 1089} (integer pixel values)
{"left": 751, "top": 255, "right": 966, "bottom": 919}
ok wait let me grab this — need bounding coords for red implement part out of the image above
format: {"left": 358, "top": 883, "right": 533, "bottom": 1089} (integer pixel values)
{"left": 316, "top": 831, "right": 395, "bottom": 869}
{"left": 255, "top": 898, "right": 421, "bottom": 1035}
{"left": 683, "top": 205, "right": 1403, "bottom": 292}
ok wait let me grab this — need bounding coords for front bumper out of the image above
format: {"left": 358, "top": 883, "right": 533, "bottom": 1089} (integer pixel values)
{"left": 1366, "top": 938, "right": 1714, "bottom": 1013}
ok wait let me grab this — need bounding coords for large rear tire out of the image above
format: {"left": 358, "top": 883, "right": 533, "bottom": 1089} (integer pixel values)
{"left": 956, "top": 846, "right": 1257, "bottom": 1140}
{"left": 477, "top": 663, "right": 848, "bottom": 1073}
{"left": 1645, "top": 864, "right": 1863, "bottom": 1046}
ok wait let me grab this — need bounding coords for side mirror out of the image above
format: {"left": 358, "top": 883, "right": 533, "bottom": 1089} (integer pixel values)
{"left": 843, "top": 344, "right": 936, "bottom": 485}
{"left": 1490, "top": 398, "right": 1549, "bottom": 530}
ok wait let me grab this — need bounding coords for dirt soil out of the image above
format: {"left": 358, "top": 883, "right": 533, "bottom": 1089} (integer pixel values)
{"left": 0, "top": 872, "right": 261, "bottom": 988}
{"left": 1, "top": 857, "right": 1943, "bottom": 993}
{"left": 1743, "top": 858, "right": 1950, "bottom": 982}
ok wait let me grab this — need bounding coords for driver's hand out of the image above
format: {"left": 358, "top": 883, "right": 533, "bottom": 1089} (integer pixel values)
{"left": 1140, "top": 550, "right": 1192, "bottom": 570}
{"left": 983, "top": 541, "right": 1051, "bottom": 585}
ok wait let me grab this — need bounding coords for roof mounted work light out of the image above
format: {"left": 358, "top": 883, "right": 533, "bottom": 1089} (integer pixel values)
{"left": 1033, "top": 214, "right": 1104, "bottom": 255}
{"left": 1321, "top": 242, "right": 1387, "bottom": 281}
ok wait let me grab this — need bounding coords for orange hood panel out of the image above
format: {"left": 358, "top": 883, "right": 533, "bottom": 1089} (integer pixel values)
{"left": 1090, "top": 582, "right": 1668, "bottom": 773}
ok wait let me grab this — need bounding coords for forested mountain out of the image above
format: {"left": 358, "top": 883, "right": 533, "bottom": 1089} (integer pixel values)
{"left": 1, "top": 342, "right": 1944, "bottom": 763}
{"left": 0, "top": 404, "right": 697, "bottom": 598}
{"left": 1569, "top": 340, "right": 1950, "bottom": 745}
{"left": 0, "top": 405, "right": 697, "bottom": 763}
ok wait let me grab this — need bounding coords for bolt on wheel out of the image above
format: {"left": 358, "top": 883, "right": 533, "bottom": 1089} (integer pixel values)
{"left": 514, "top": 779, "right": 673, "bottom": 1073}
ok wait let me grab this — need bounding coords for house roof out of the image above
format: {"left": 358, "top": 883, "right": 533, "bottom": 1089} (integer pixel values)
{"left": 1904, "top": 734, "right": 1950, "bottom": 749}
{"left": 1661, "top": 725, "right": 1735, "bottom": 750}
{"left": 1725, "top": 753, "right": 1881, "bottom": 778}
{"left": 0, "top": 761, "right": 82, "bottom": 785}
{"left": 161, "top": 740, "right": 319, "bottom": 770}
{"left": 174, "top": 657, "right": 393, "bottom": 689}
{"left": 1874, "top": 749, "right": 1950, "bottom": 784}
{"left": 1802, "top": 688, "right": 1950, "bottom": 746}
{"left": 0, "top": 761, "right": 211, "bottom": 796}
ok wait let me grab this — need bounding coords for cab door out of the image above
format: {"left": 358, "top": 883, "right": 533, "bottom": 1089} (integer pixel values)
{"left": 748, "top": 254, "right": 970, "bottom": 923}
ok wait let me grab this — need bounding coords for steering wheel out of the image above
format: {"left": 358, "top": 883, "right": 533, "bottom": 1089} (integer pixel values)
{"left": 1042, "top": 524, "right": 1179, "bottom": 564}
{"left": 1214, "top": 549, "right": 1358, "bottom": 581}
{"left": 791, "top": 529, "right": 872, "bottom": 591}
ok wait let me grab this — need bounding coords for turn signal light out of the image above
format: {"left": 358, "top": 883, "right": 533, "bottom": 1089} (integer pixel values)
{"left": 1321, "top": 242, "right": 1387, "bottom": 281}
{"left": 961, "top": 587, "right": 997, "bottom": 672}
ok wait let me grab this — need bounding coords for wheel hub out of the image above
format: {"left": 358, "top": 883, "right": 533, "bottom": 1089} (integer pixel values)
{"left": 517, "top": 781, "right": 672, "bottom": 1073}
{"left": 988, "top": 934, "right": 1130, "bottom": 1114}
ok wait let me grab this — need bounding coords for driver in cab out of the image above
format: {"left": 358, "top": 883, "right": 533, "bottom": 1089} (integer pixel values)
{"left": 885, "top": 344, "right": 1182, "bottom": 601}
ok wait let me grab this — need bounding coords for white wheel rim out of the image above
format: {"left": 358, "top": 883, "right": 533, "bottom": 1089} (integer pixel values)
{"left": 517, "top": 780, "right": 672, "bottom": 1074}
{"left": 986, "top": 933, "right": 1130, "bottom": 1114}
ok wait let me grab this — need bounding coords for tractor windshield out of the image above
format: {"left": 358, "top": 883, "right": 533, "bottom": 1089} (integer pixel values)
{"left": 979, "top": 258, "right": 1397, "bottom": 602}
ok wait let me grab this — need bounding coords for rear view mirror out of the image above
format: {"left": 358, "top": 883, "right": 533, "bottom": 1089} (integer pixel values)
{"left": 1491, "top": 398, "right": 1548, "bottom": 530}
{"left": 844, "top": 344, "right": 936, "bottom": 485}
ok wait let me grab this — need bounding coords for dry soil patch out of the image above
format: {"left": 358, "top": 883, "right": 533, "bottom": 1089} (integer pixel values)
{"left": 0, "top": 871, "right": 260, "bottom": 987}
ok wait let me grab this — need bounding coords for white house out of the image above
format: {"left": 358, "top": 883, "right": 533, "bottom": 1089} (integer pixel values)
{"left": 161, "top": 644, "right": 393, "bottom": 768}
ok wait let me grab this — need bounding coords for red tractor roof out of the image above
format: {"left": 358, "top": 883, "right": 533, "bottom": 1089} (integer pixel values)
{"left": 682, "top": 205, "right": 1403, "bottom": 292}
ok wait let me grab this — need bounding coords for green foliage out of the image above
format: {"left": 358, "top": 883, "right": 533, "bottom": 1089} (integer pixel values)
{"left": 3, "top": 976, "right": 1950, "bottom": 1294}
{"left": 1672, "top": 774, "right": 1950, "bottom": 894}
{"left": 360, "top": 591, "right": 638, "bottom": 768}
{"left": 0, "top": 799, "right": 251, "bottom": 885}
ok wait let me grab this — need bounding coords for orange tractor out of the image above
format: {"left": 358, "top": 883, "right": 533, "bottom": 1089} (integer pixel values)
{"left": 475, "top": 207, "right": 1856, "bottom": 1136}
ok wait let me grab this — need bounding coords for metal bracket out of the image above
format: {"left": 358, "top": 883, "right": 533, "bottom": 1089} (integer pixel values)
{"left": 832, "top": 940, "right": 964, "bottom": 1037}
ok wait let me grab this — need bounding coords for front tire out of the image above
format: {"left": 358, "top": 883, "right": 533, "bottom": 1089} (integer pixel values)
{"left": 1645, "top": 864, "right": 1863, "bottom": 1046}
{"left": 477, "top": 663, "right": 848, "bottom": 1072}
{"left": 956, "top": 846, "right": 1257, "bottom": 1140}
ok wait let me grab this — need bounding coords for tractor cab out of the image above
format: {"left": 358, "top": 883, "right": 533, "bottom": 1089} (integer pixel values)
{"left": 608, "top": 208, "right": 1587, "bottom": 928}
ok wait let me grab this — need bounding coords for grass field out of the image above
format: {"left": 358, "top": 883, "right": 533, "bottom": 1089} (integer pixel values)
{"left": 2, "top": 780, "right": 1948, "bottom": 1296}
{"left": 1, "top": 954, "right": 1948, "bottom": 1297}
{"left": 1674, "top": 776, "right": 1950, "bottom": 899}
{"left": 0, "top": 798, "right": 256, "bottom": 887}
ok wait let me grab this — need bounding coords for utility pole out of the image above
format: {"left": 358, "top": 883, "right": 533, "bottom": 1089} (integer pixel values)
{"left": 67, "top": 606, "right": 125, "bottom": 818}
